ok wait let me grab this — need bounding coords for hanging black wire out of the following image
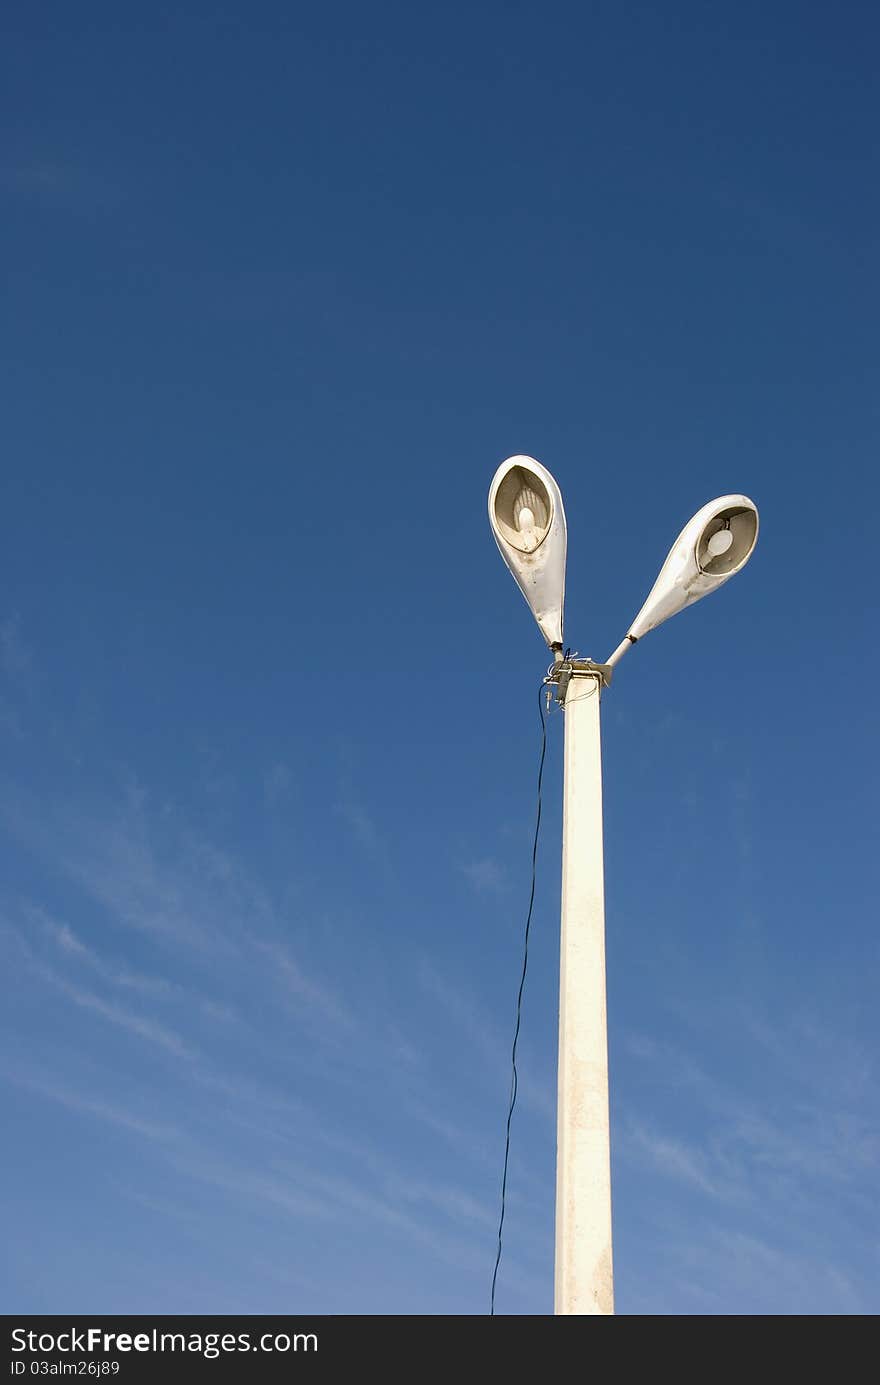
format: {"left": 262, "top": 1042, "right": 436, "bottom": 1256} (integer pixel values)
{"left": 490, "top": 680, "right": 549, "bottom": 1315}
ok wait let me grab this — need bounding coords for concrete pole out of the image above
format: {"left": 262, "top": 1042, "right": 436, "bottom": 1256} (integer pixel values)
{"left": 554, "top": 670, "right": 614, "bottom": 1315}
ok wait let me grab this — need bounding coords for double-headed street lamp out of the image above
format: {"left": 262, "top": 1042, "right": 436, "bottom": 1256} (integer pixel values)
{"left": 488, "top": 456, "right": 759, "bottom": 1315}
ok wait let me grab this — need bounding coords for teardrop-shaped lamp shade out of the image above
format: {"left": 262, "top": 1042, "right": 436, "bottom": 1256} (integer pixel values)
{"left": 628, "top": 495, "right": 758, "bottom": 641}
{"left": 489, "top": 455, "right": 567, "bottom": 648}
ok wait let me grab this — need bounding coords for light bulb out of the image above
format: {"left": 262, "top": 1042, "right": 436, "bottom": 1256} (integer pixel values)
{"left": 706, "top": 527, "right": 734, "bottom": 559}
{"left": 513, "top": 485, "right": 543, "bottom": 551}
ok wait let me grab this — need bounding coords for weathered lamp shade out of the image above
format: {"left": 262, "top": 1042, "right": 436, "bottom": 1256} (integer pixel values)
{"left": 627, "top": 495, "right": 759, "bottom": 641}
{"left": 488, "top": 455, "right": 567, "bottom": 648}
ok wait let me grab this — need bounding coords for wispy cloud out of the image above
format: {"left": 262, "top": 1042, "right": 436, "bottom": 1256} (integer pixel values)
{"left": 28, "top": 905, "right": 180, "bottom": 999}
{"left": 394, "top": 1177, "right": 496, "bottom": 1228}
{"left": 462, "top": 857, "right": 507, "bottom": 893}
{"left": 0, "top": 615, "right": 31, "bottom": 677}
{"left": 1, "top": 780, "right": 277, "bottom": 970}
{"left": 48, "top": 974, "right": 196, "bottom": 1059}
{"left": 257, "top": 940, "right": 354, "bottom": 1033}
{"left": 0, "top": 159, "right": 125, "bottom": 214}
{"left": 622, "top": 1016, "right": 880, "bottom": 1225}
{"left": 2, "top": 1065, "right": 180, "bottom": 1144}
{"left": 620, "top": 1119, "right": 738, "bottom": 1202}
{"left": 407, "top": 1103, "right": 498, "bottom": 1171}
{"left": 335, "top": 782, "right": 401, "bottom": 893}
{"left": 418, "top": 960, "right": 555, "bottom": 1120}
{"left": 337, "top": 796, "right": 383, "bottom": 855}
{"left": 3, "top": 915, "right": 194, "bottom": 1060}
{"left": 693, "top": 1226, "right": 866, "bottom": 1315}
{"left": 263, "top": 761, "right": 292, "bottom": 804}
{"left": 0, "top": 779, "right": 361, "bottom": 1057}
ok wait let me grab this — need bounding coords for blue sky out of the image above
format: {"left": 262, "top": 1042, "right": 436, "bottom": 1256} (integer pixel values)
{"left": 2, "top": 1, "right": 877, "bottom": 1315}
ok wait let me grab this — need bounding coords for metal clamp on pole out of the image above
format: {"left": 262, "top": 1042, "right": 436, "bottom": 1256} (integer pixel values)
{"left": 546, "top": 655, "right": 613, "bottom": 706}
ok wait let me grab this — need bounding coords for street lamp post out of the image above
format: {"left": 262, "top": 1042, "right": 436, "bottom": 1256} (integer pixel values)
{"left": 488, "top": 457, "right": 759, "bottom": 1316}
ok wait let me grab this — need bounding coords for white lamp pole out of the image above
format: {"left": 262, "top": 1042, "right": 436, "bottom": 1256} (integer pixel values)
{"left": 555, "top": 665, "right": 613, "bottom": 1314}
{"left": 488, "top": 457, "right": 758, "bottom": 1316}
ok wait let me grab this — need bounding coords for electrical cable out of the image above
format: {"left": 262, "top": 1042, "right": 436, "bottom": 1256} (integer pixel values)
{"left": 490, "top": 679, "right": 549, "bottom": 1315}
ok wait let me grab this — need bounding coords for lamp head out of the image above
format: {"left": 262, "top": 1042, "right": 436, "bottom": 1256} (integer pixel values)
{"left": 626, "top": 495, "right": 759, "bottom": 641}
{"left": 488, "top": 455, "right": 567, "bottom": 648}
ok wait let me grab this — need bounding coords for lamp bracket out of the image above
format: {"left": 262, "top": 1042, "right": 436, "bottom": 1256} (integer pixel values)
{"left": 544, "top": 653, "right": 613, "bottom": 706}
